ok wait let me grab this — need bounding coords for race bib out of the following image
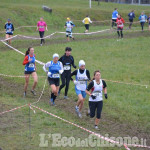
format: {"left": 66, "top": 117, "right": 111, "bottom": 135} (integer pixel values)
{"left": 29, "top": 63, "right": 34, "bottom": 68}
{"left": 64, "top": 65, "right": 70, "bottom": 70}
{"left": 93, "top": 92, "right": 101, "bottom": 96}
{"left": 52, "top": 74, "right": 60, "bottom": 78}
{"left": 79, "top": 81, "right": 86, "bottom": 84}
{"left": 39, "top": 26, "right": 44, "bottom": 28}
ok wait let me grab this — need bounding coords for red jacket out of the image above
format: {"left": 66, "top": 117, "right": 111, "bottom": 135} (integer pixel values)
{"left": 116, "top": 18, "right": 125, "bottom": 29}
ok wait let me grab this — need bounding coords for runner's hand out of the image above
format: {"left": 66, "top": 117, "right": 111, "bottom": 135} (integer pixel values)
{"left": 91, "top": 95, "right": 96, "bottom": 99}
{"left": 73, "top": 80, "right": 78, "bottom": 85}
{"left": 104, "top": 94, "right": 108, "bottom": 99}
{"left": 47, "top": 72, "right": 51, "bottom": 76}
{"left": 59, "top": 70, "right": 63, "bottom": 74}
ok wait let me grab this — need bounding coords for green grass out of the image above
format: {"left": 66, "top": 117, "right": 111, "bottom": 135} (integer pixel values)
{"left": 0, "top": 0, "right": 150, "bottom": 150}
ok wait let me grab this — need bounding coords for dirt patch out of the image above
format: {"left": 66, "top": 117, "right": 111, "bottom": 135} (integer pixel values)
{"left": 0, "top": 76, "right": 149, "bottom": 147}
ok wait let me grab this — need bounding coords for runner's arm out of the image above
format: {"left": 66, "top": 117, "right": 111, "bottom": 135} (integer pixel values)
{"left": 43, "top": 62, "right": 51, "bottom": 73}
{"left": 70, "top": 70, "right": 77, "bottom": 81}
{"left": 23, "top": 55, "right": 29, "bottom": 65}
{"left": 85, "top": 81, "right": 94, "bottom": 96}
{"left": 12, "top": 24, "right": 14, "bottom": 31}
{"left": 86, "top": 70, "right": 91, "bottom": 81}
{"left": 59, "top": 62, "right": 64, "bottom": 74}
{"left": 71, "top": 56, "right": 76, "bottom": 68}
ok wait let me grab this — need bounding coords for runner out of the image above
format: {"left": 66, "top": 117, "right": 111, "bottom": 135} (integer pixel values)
{"left": 37, "top": 17, "right": 48, "bottom": 46}
{"left": 128, "top": 10, "right": 135, "bottom": 29}
{"left": 139, "top": 12, "right": 147, "bottom": 31}
{"left": 112, "top": 8, "right": 118, "bottom": 28}
{"left": 64, "top": 18, "right": 75, "bottom": 41}
{"left": 58, "top": 47, "right": 76, "bottom": 99}
{"left": 147, "top": 14, "right": 150, "bottom": 31}
{"left": 116, "top": 14, "right": 125, "bottom": 40}
{"left": 85, "top": 70, "right": 107, "bottom": 129}
{"left": 43, "top": 53, "right": 63, "bottom": 106}
{"left": 71, "top": 60, "right": 91, "bottom": 118}
{"left": 4, "top": 19, "right": 14, "bottom": 45}
{"left": 82, "top": 15, "right": 92, "bottom": 33}
{"left": 23, "top": 47, "right": 38, "bottom": 97}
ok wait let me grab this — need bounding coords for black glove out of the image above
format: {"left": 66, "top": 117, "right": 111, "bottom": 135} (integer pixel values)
{"left": 91, "top": 95, "right": 96, "bottom": 99}
{"left": 104, "top": 94, "right": 108, "bottom": 99}
{"left": 74, "top": 65, "right": 77, "bottom": 69}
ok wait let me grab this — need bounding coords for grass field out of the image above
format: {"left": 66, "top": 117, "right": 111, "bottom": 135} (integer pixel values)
{"left": 0, "top": 0, "right": 150, "bottom": 150}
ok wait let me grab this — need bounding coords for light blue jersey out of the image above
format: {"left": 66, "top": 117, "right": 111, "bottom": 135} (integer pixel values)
{"left": 139, "top": 15, "right": 147, "bottom": 22}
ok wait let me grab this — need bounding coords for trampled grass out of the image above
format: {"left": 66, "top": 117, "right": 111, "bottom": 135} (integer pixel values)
{"left": 0, "top": 0, "right": 150, "bottom": 150}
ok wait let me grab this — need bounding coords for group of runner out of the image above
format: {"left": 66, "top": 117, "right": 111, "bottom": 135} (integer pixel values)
{"left": 111, "top": 8, "right": 150, "bottom": 40}
{"left": 22, "top": 47, "right": 108, "bottom": 129}
{"left": 4, "top": 10, "right": 150, "bottom": 45}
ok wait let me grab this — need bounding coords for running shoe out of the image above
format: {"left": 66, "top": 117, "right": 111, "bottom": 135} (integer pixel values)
{"left": 64, "top": 96, "right": 69, "bottom": 99}
{"left": 31, "top": 90, "right": 36, "bottom": 96}
{"left": 75, "top": 106, "right": 79, "bottom": 114}
{"left": 78, "top": 112, "right": 82, "bottom": 118}
{"left": 23, "top": 91, "right": 26, "bottom": 98}
{"left": 94, "top": 125, "right": 98, "bottom": 129}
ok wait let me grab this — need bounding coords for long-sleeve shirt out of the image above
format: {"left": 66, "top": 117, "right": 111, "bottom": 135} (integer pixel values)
{"left": 128, "top": 12, "right": 135, "bottom": 20}
{"left": 139, "top": 15, "right": 147, "bottom": 22}
{"left": 82, "top": 17, "right": 92, "bottom": 24}
{"left": 59, "top": 54, "right": 76, "bottom": 72}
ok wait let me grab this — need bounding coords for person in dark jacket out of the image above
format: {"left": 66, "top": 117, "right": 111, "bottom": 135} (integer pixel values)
{"left": 4, "top": 19, "right": 14, "bottom": 45}
{"left": 58, "top": 47, "right": 76, "bottom": 99}
{"left": 128, "top": 10, "right": 135, "bottom": 29}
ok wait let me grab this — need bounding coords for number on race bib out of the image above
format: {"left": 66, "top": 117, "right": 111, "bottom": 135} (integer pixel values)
{"left": 79, "top": 81, "right": 86, "bottom": 84}
{"left": 29, "top": 63, "right": 34, "bottom": 68}
{"left": 64, "top": 65, "right": 70, "bottom": 70}
{"left": 52, "top": 74, "right": 60, "bottom": 78}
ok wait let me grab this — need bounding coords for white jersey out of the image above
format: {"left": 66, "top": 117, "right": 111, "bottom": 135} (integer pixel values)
{"left": 76, "top": 69, "right": 88, "bottom": 91}
{"left": 89, "top": 79, "right": 103, "bottom": 102}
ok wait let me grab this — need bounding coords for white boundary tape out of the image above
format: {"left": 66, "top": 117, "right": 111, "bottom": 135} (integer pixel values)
{"left": 31, "top": 104, "right": 150, "bottom": 149}
{"left": 1, "top": 41, "right": 45, "bottom": 65}
{"left": 0, "top": 73, "right": 148, "bottom": 88}
{"left": 0, "top": 28, "right": 149, "bottom": 42}
{"left": 0, "top": 104, "right": 27, "bottom": 115}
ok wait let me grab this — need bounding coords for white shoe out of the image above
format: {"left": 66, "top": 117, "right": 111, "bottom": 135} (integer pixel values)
{"left": 78, "top": 112, "right": 82, "bottom": 118}
{"left": 94, "top": 125, "right": 98, "bottom": 129}
{"left": 40, "top": 44, "right": 42, "bottom": 46}
{"left": 75, "top": 106, "right": 79, "bottom": 114}
{"left": 23, "top": 92, "right": 26, "bottom": 98}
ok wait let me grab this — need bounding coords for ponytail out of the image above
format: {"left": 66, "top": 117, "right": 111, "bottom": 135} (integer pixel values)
{"left": 25, "top": 47, "right": 32, "bottom": 56}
